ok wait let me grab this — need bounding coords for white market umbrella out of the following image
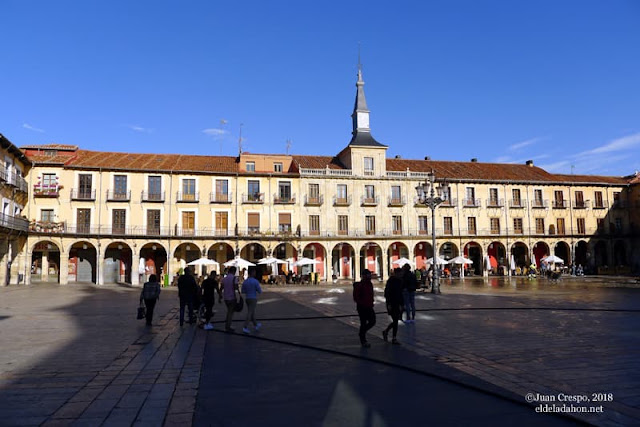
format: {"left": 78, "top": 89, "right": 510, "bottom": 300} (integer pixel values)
{"left": 138, "top": 257, "right": 146, "bottom": 274}
{"left": 449, "top": 255, "right": 473, "bottom": 278}
{"left": 392, "top": 257, "right": 413, "bottom": 268}
{"left": 257, "top": 256, "right": 287, "bottom": 265}
{"left": 294, "top": 257, "right": 321, "bottom": 267}
{"left": 426, "top": 256, "right": 449, "bottom": 266}
{"left": 224, "top": 257, "right": 256, "bottom": 269}
{"left": 510, "top": 254, "right": 516, "bottom": 272}
{"left": 187, "top": 257, "right": 220, "bottom": 267}
{"left": 541, "top": 255, "right": 564, "bottom": 264}
{"left": 485, "top": 256, "right": 492, "bottom": 274}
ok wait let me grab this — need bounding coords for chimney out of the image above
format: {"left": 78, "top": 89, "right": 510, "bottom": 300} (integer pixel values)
{"left": 424, "top": 156, "right": 431, "bottom": 161}
{"left": 395, "top": 155, "right": 402, "bottom": 159}
{"left": 470, "top": 158, "right": 478, "bottom": 163}
{"left": 526, "top": 160, "right": 534, "bottom": 167}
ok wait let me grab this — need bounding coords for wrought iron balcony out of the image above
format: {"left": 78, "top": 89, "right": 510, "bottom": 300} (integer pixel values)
{"left": 141, "top": 191, "right": 165, "bottom": 202}
{"left": 592, "top": 201, "right": 608, "bottom": 209}
{"left": 333, "top": 195, "right": 352, "bottom": 206}
{"left": 4, "top": 171, "right": 28, "bottom": 193}
{"left": 388, "top": 196, "right": 406, "bottom": 207}
{"left": 486, "top": 198, "right": 504, "bottom": 208}
{"left": 552, "top": 200, "right": 567, "bottom": 209}
{"left": 509, "top": 199, "right": 527, "bottom": 208}
{"left": 210, "top": 192, "right": 232, "bottom": 203}
{"left": 106, "top": 190, "right": 131, "bottom": 202}
{"left": 530, "top": 199, "right": 548, "bottom": 209}
{"left": 572, "top": 200, "right": 590, "bottom": 209}
{"left": 242, "top": 193, "right": 264, "bottom": 204}
{"left": 176, "top": 192, "right": 199, "bottom": 203}
{"left": 304, "top": 195, "right": 324, "bottom": 206}
{"left": 29, "top": 220, "right": 65, "bottom": 233}
{"left": 33, "top": 184, "right": 61, "bottom": 198}
{"left": 462, "top": 198, "right": 481, "bottom": 208}
{"left": 361, "top": 195, "right": 379, "bottom": 206}
{"left": 273, "top": 193, "right": 296, "bottom": 204}
{"left": 0, "top": 213, "right": 29, "bottom": 232}
{"left": 70, "top": 189, "right": 96, "bottom": 201}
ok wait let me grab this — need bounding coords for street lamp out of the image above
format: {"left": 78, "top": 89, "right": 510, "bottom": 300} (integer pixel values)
{"left": 415, "top": 171, "right": 449, "bottom": 294}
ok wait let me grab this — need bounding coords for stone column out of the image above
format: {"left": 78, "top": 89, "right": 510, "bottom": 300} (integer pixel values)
{"left": 354, "top": 249, "right": 360, "bottom": 282}
{"left": 59, "top": 256, "right": 69, "bottom": 285}
{"left": 42, "top": 252, "right": 49, "bottom": 282}
{"left": 381, "top": 247, "right": 388, "bottom": 283}
{"left": 97, "top": 248, "right": 104, "bottom": 285}
{"left": 131, "top": 253, "right": 140, "bottom": 286}
{"left": 0, "top": 255, "right": 8, "bottom": 287}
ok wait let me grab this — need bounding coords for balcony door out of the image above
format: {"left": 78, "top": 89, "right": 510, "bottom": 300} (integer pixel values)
{"left": 112, "top": 209, "right": 126, "bottom": 234}
{"left": 77, "top": 209, "right": 91, "bottom": 233}
{"left": 182, "top": 211, "right": 195, "bottom": 236}
{"left": 147, "top": 210, "right": 160, "bottom": 235}
{"left": 79, "top": 174, "right": 92, "bottom": 199}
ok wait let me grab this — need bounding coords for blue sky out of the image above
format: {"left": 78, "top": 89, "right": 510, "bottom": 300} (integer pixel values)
{"left": 2, "top": 0, "right": 639, "bottom": 176}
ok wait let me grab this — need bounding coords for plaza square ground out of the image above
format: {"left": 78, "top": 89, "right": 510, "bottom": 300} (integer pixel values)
{"left": 0, "top": 276, "right": 638, "bottom": 426}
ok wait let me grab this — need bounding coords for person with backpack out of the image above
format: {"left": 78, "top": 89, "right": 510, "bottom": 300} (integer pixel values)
{"left": 140, "top": 274, "right": 161, "bottom": 326}
{"left": 353, "top": 269, "right": 376, "bottom": 348}
{"left": 383, "top": 268, "right": 404, "bottom": 345}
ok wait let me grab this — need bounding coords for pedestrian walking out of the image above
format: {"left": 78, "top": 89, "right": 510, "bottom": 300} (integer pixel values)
{"left": 353, "top": 269, "right": 376, "bottom": 348}
{"left": 221, "top": 266, "right": 239, "bottom": 332}
{"left": 201, "top": 272, "right": 221, "bottom": 330}
{"left": 402, "top": 264, "right": 417, "bottom": 323}
{"left": 241, "top": 268, "right": 262, "bottom": 334}
{"left": 383, "top": 268, "right": 404, "bottom": 345}
{"left": 178, "top": 267, "right": 198, "bottom": 326}
{"left": 140, "top": 274, "right": 161, "bottom": 326}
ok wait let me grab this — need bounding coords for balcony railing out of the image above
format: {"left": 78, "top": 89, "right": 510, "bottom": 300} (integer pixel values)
{"left": 33, "top": 184, "right": 61, "bottom": 198}
{"left": 176, "top": 192, "right": 199, "bottom": 203}
{"left": 70, "top": 189, "right": 96, "bottom": 201}
{"left": 333, "top": 195, "right": 352, "bottom": 206}
{"left": 141, "top": 191, "right": 165, "bottom": 202}
{"left": 304, "top": 195, "right": 324, "bottom": 206}
{"left": 0, "top": 213, "right": 29, "bottom": 232}
{"left": 242, "top": 193, "right": 264, "bottom": 204}
{"left": 4, "top": 172, "right": 28, "bottom": 193}
{"left": 509, "top": 199, "right": 527, "bottom": 208}
{"left": 486, "top": 198, "right": 504, "bottom": 208}
{"left": 210, "top": 193, "right": 232, "bottom": 203}
{"left": 388, "top": 196, "right": 406, "bottom": 207}
{"left": 361, "top": 195, "right": 379, "bottom": 206}
{"left": 462, "top": 198, "right": 481, "bottom": 208}
{"left": 552, "top": 200, "right": 567, "bottom": 209}
{"left": 531, "top": 199, "right": 548, "bottom": 209}
{"left": 592, "top": 201, "right": 608, "bottom": 209}
{"left": 273, "top": 193, "right": 296, "bottom": 204}
{"left": 106, "top": 190, "right": 131, "bottom": 202}
{"left": 572, "top": 200, "right": 590, "bottom": 209}
{"left": 29, "top": 220, "right": 65, "bottom": 233}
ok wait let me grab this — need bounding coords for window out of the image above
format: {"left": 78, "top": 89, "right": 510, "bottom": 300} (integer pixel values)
{"left": 182, "top": 211, "right": 195, "bottom": 236}
{"left": 77, "top": 208, "right": 91, "bottom": 233}
{"left": 513, "top": 218, "right": 523, "bottom": 234}
{"left": 465, "top": 187, "right": 475, "bottom": 206}
{"left": 534, "top": 189, "right": 543, "bottom": 207}
{"left": 215, "top": 179, "right": 229, "bottom": 202}
{"left": 308, "top": 183, "right": 320, "bottom": 204}
{"left": 535, "top": 218, "right": 545, "bottom": 234}
{"left": 577, "top": 218, "right": 586, "bottom": 235}
{"left": 574, "top": 191, "right": 584, "bottom": 208}
{"left": 112, "top": 209, "right": 126, "bottom": 234}
{"left": 512, "top": 189, "right": 521, "bottom": 206}
{"left": 467, "top": 217, "right": 477, "bottom": 234}
{"left": 246, "top": 161, "right": 255, "bottom": 172}
{"left": 363, "top": 157, "right": 374, "bottom": 174}
{"left": 554, "top": 191, "right": 564, "bottom": 208}
{"left": 278, "top": 213, "right": 292, "bottom": 233}
{"left": 147, "top": 210, "right": 160, "bottom": 235}
{"left": 215, "top": 212, "right": 228, "bottom": 235}
{"left": 557, "top": 218, "right": 565, "bottom": 234}
{"left": 274, "top": 162, "right": 283, "bottom": 172}
{"left": 114, "top": 175, "right": 127, "bottom": 198}
{"left": 391, "top": 185, "right": 402, "bottom": 204}
{"left": 489, "top": 188, "right": 499, "bottom": 206}
{"left": 444, "top": 217, "right": 453, "bottom": 235}
{"left": 148, "top": 176, "right": 162, "bottom": 200}
{"left": 79, "top": 174, "right": 93, "bottom": 199}
{"left": 278, "top": 182, "right": 292, "bottom": 202}
{"left": 594, "top": 191, "right": 604, "bottom": 208}
{"left": 418, "top": 216, "right": 428, "bottom": 235}
{"left": 392, "top": 216, "right": 402, "bottom": 235}
{"left": 248, "top": 180, "right": 261, "bottom": 201}
{"left": 490, "top": 218, "right": 500, "bottom": 234}
{"left": 182, "top": 179, "right": 196, "bottom": 201}
{"left": 41, "top": 209, "right": 54, "bottom": 223}
{"left": 309, "top": 215, "right": 320, "bottom": 236}
{"left": 248, "top": 213, "right": 260, "bottom": 234}
{"left": 441, "top": 186, "right": 452, "bottom": 204}
{"left": 337, "top": 184, "right": 348, "bottom": 203}
{"left": 365, "top": 216, "right": 376, "bottom": 235}
{"left": 42, "top": 173, "right": 56, "bottom": 188}
{"left": 338, "top": 215, "right": 348, "bottom": 235}
{"left": 365, "top": 185, "right": 375, "bottom": 199}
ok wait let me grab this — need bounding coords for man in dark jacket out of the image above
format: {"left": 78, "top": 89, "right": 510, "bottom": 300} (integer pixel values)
{"left": 383, "top": 268, "right": 404, "bottom": 345}
{"left": 201, "top": 272, "right": 221, "bottom": 330}
{"left": 178, "top": 267, "right": 198, "bottom": 326}
{"left": 402, "top": 264, "right": 418, "bottom": 323}
{"left": 353, "top": 269, "right": 376, "bottom": 348}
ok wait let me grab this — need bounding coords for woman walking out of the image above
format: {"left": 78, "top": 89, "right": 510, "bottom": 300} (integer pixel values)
{"left": 140, "top": 274, "right": 161, "bottom": 326}
{"left": 383, "top": 268, "right": 404, "bottom": 345}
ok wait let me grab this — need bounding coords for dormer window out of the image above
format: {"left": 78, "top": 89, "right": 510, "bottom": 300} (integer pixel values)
{"left": 364, "top": 157, "right": 374, "bottom": 175}
{"left": 274, "top": 162, "right": 283, "bottom": 172}
{"left": 246, "top": 162, "right": 255, "bottom": 172}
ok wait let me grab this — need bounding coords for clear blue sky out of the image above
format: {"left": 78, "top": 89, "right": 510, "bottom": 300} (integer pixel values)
{"left": 2, "top": 0, "right": 639, "bottom": 176}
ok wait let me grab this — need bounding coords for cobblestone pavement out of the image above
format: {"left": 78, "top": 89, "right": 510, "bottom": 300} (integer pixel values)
{"left": 274, "top": 276, "right": 640, "bottom": 426}
{"left": 0, "top": 277, "right": 637, "bottom": 426}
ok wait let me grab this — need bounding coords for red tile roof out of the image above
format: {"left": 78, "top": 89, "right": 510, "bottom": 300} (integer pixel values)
{"left": 20, "top": 144, "right": 78, "bottom": 150}
{"left": 550, "top": 173, "right": 628, "bottom": 185}
{"left": 292, "top": 155, "right": 346, "bottom": 170}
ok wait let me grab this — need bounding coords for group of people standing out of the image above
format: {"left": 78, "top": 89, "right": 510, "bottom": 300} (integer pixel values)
{"left": 139, "top": 266, "right": 262, "bottom": 333}
{"left": 353, "top": 264, "right": 418, "bottom": 347}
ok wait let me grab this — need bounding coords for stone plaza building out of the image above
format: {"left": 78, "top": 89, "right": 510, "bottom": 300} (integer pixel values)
{"left": 5, "top": 68, "right": 638, "bottom": 285}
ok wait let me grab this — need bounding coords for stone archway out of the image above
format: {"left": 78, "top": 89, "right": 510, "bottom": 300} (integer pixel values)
{"left": 387, "top": 242, "right": 409, "bottom": 274}
{"left": 104, "top": 242, "right": 132, "bottom": 284}
{"left": 68, "top": 241, "right": 97, "bottom": 284}
{"left": 533, "top": 241, "right": 550, "bottom": 267}
{"left": 207, "top": 242, "right": 235, "bottom": 267}
{"left": 488, "top": 241, "right": 507, "bottom": 275}
{"left": 303, "top": 243, "right": 326, "bottom": 279}
{"left": 360, "top": 242, "right": 383, "bottom": 280}
{"left": 438, "top": 242, "right": 459, "bottom": 261}
{"left": 240, "top": 243, "right": 266, "bottom": 263}
{"left": 511, "top": 242, "right": 529, "bottom": 274}
{"left": 574, "top": 241, "right": 588, "bottom": 268}
{"left": 31, "top": 240, "right": 61, "bottom": 283}
{"left": 553, "top": 241, "right": 571, "bottom": 266}
{"left": 413, "top": 242, "right": 433, "bottom": 270}
{"left": 463, "top": 241, "right": 483, "bottom": 275}
{"left": 332, "top": 243, "right": 355, "bottom": 280}
{"left": 140, "top": 243, "right": 167, "bottom": 283}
